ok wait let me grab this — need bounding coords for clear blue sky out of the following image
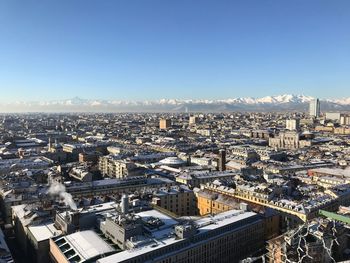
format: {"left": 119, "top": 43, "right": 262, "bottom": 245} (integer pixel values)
{"left": 0, "top": 0, "right": 349, "bottom": 102}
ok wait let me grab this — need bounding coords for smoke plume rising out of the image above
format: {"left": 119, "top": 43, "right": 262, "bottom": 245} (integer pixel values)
{"left": 47, "top": 181, "right": 77, "bottom": 210}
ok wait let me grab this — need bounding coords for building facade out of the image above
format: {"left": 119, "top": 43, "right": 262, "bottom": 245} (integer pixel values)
{"left": 159, "top": 119, "right": 171, "bottom": 129}
{"left": 99, "top": 155, "right": 140, "bottom": 178}
{"left": 309, "top": 98, "right": 320, "bottom": 118}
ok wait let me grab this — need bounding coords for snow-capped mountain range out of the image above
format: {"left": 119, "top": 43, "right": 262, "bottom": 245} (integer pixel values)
{"left": 1, "top": 94, "right": 350, "bottom": 112}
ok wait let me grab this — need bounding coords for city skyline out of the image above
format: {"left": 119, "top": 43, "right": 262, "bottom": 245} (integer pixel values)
{"left": 2, "top": 1, "right": 350, "bottom": 262}
{"left": 1, "top": 0, "right": 350, "bottom": 101}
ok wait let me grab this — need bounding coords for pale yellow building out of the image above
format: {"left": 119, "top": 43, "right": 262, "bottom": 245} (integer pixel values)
{"left": 159, "top": 118, "right": 171, "bottom": 129}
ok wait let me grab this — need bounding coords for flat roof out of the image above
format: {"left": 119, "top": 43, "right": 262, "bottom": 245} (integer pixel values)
{"left": 137, "top": 209, "right": 178, "bottom": 231}
{"left": 57, "top": 230, "right": 115, "bottom": 260}
{"left": 311, "top": 167, "right": 350, "bottom": 177}
{"left": 97, "top": 209, "right": 257, "bottom": 263}
{"left": 29, "top": 222, "right": 62, "bottom": 242}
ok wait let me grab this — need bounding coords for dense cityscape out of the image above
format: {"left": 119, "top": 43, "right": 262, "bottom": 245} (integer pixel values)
{"left": 2, "top": 1, "right": 350, "bottom": 262}
{"left": 0, "top": 98, "right": 348, "bottom": 262}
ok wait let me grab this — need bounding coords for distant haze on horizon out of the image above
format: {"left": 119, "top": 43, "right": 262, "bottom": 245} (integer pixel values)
{"left": 1, "top": 0, "right": 350, "bottom": 101}
{"left": 1, "top": 94, "right": 350, "bottom": 113}
{"left": 0, "top": 93, "right": 346, "bottom": 103}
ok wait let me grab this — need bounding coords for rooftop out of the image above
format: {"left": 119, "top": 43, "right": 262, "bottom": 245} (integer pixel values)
{"left": 28, "top": 222, "right": 62, "bottom": 242}
{"left": 53, "top": 230, "right": 115, "bottom": 262}
{"left": 97, "top": 209, "right": 258, "bottom": 263}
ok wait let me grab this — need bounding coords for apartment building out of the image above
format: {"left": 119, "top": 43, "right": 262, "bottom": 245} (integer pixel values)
{"left": 99, "top": 155, "right": 141, "bottom": 178}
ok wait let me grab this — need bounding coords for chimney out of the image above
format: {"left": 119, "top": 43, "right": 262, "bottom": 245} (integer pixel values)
{"left": 70, "top": 212, "right": 80, "bottom": 229}
{"left": 121, "top": 194, "right": 129, "bottom": 214}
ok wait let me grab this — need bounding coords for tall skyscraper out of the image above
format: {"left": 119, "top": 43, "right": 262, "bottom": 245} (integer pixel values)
{"left": 309, "top": 98, "right": 320, "bottom": 118}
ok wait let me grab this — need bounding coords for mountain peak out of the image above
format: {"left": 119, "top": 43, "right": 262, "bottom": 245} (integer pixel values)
{"left": 1, "top": 94, "right": 350, "bottom": 112}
